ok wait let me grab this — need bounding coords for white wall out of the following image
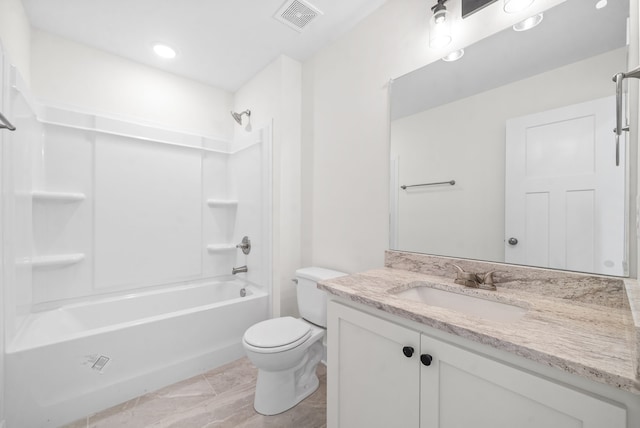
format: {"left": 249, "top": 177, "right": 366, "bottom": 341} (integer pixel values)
{"left": 301, "top": 0, "right": 563, "bottom": 273}
{"left": 0, "top": 31, "right": 34, "bottom": 426}
{"left": 30, "top": 30, "right": 233, "bottom": 139}
{"left": 392, "top": 48, "right": 626, "bottom": 262}
{"left": 632, "top": 0, "right": 640, "bottom": 279}
{"left": 233, "top": 55, "right": 302, "bottom": 317}
{"left": 0, "top": 0, "right": 30, "bottom": 83}
{"left": 0, "top": 41, "right": 5, "bottom": 428}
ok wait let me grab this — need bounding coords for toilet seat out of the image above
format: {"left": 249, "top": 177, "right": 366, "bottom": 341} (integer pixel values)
{"left": 243, "top": 317, "right": 312, "bottom": 353}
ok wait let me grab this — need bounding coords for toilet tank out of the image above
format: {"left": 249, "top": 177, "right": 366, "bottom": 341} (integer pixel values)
{"left": 296, "top": 267, "right": 347, "bottom": 327}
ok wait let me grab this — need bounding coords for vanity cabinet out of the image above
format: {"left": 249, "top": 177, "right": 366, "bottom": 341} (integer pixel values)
{"left": 327, "top": 300, "right": 628, "bottom": 428}
{"left": 328, "top": 299, "right": 421, "bottom": 427}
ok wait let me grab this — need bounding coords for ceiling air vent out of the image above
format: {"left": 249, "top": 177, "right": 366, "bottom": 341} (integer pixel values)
{"left": 274, "top": 0, "right": 323, "bottom": 32}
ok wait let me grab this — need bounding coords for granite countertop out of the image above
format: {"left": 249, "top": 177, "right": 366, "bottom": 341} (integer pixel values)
{"left": 318, "top": 259, "right": 640, "bottom": 395}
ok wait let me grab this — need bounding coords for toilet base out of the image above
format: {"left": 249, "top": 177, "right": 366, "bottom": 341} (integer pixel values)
{"left": 253, "top": 341, "right": 323, "bottom": 415}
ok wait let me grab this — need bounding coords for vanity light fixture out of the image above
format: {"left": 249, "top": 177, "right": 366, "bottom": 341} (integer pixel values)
{"left": 503, "top": 0, "right": 534, "bottom": 14}
{"left": 595, "top": 0, "right": 607, "bottom": 9}
{"left": 429, "top": 0, "right": 452, "bottom": 49}
{"left": 152, "top": 43, "right": 177, "bottom": 59}
{"left": 442, "top": 49, "right": 464, "bottom": 62}
{"left": 512, "top": 13, "right": 543, "bottom": 31}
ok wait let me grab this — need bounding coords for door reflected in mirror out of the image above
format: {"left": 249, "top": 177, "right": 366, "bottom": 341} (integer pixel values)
{"left": 389, "top": 0, "right": 631, "bottom": 276}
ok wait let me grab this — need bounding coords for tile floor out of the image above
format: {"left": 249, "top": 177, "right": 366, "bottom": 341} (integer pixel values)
{"left": 64, "top": 357, "right": 327, "bottom": 428}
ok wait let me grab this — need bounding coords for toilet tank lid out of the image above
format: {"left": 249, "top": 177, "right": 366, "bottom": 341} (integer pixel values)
{"left": 296, "top": 267, "right": 347, "bottom": 281}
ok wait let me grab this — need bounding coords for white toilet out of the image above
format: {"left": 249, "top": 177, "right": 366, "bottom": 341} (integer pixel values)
{"left": 242, "top": 267, "right": 346, "bottom": 415}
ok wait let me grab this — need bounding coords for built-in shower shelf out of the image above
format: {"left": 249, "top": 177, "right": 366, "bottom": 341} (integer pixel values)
{"left": 207, "top": 244, "right": 236, "bottom": 253}
{"left": 32, "top": 191, "right": 86, "bottom": 203}
{"left": 207, "top": 199, "right": 238, "bottom": 207}
{"left": 31, "top": 253, "right": 85, "bottom": 268}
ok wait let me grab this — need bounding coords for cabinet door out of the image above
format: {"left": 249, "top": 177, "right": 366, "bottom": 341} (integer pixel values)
{"left": 327, "top": 302, "right": 420, "bottom": 428}
{"left": 420, "top": 335, "right": 627, "bottom": 428}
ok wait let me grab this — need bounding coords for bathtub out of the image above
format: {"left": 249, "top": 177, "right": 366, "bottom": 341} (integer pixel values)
{"left": 6, "top": 277, "right": 269, "bottom": 428}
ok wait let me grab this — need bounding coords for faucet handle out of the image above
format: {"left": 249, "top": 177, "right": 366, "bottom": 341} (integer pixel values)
{"left": 236, "top": 236, "right": 251, "bottom": 255}
{"left": 451, "top": 264, "right": 474, "bottom": 279}
{"left": 478, "top": 271, "right": 497, "bottom": 291}
{"left": 451, "top": 264, "right": 479, "bottom": 287}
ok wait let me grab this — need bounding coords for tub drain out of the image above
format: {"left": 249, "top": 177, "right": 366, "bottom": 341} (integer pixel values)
{"left": 240, "top": 288, "right": 247, "bottom": 297}
{"left": 91, "top": 355, "right": 110, "bottom": 372}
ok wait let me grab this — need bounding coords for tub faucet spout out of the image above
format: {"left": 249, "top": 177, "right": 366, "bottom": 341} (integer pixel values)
{"left": 232, "top": 265, "right": 248, "bottom": 275}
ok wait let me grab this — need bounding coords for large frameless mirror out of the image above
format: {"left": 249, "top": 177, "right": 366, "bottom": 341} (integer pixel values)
{"left": 390, "top": 0, "right": 632, "bottom": 276}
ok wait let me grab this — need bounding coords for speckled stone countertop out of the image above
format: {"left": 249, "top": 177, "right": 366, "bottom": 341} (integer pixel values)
{"left": 318, "top": 251, "right": 640, "bottom": 395}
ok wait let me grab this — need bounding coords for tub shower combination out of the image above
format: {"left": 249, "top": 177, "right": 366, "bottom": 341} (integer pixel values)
{"left": 2, "top": 64, "right": 272, "bottom": 428}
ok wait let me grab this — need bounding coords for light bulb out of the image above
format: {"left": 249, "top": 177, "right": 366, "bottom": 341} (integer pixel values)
{"left": 153, "top": 43, "right": 177, "bottom": 59}
{"left": 429, "top": 8, "right": 452, "bottom": 49}
{"left": 430, "top": 33, "right": 452, "bottom": 49}
{"left": 512, "top": 13, "right": 543, "bottom": 31}
{"left": 595, "top": 0, "right": 607, "bottom": 9}
{"left": 434, "top": 9, "right": 447, "bottom": 24}
{"left": 442, "top": 49, "right": 464, "bottom": 62}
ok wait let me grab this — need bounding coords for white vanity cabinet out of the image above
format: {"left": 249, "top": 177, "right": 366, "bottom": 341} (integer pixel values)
{"left": 328, "top": 299, "right": 421, "bottom": 427}
{"left": 327, "top": 300, "right": 629, "bottom": 428}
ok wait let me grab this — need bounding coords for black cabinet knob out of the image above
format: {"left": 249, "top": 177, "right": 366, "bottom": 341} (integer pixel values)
{"left": 421, "top": 354, "right": 433, "bottom": 366}
{"left": 402, "top": 346, "right": 414, "bottom": 358}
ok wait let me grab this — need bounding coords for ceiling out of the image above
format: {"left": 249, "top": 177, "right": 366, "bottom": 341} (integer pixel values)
{"left": 22, "top": 0, "right": 389, "bottom": 92}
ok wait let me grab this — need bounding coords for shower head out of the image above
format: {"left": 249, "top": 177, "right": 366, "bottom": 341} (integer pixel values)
{"left": 231, "top": 109, "right": 251, "bottom": 125}
{"left": 230, "top": 109, "right": 252, "bottom": 132}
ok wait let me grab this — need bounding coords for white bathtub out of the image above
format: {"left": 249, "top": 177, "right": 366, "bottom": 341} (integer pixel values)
{"left": 6, "top": 278, "right": 269, "bottom": 428}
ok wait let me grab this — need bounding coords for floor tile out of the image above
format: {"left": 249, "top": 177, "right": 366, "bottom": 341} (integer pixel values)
{"left": 63, "top": 357, "right": 326, "bottom": 428}
{"left": 203, "top": 356, "right": 258, "bottom": 395}
{"left": 87, "top": 375, "right": 215, "bottom": 427}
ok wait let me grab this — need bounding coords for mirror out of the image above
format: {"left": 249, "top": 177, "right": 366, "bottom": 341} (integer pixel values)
{"left": 390, "top": 0, "right": 631, "bottom": 276}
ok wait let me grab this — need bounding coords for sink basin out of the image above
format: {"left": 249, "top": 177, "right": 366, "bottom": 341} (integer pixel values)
{"left": 392, "top": 286, "right": 527, "bottom": 323}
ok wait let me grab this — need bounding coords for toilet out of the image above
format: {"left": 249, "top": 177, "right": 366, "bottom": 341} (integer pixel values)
{"left": 242, "top": 267, "right": 346, "bottom": 415}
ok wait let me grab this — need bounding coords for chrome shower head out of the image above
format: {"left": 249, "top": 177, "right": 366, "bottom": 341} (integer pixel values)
{"left": 231, "top": 109, "right": 250, "bottom": 125}
{"left": 230, "top": 109, "right": 252, "bottom": 131}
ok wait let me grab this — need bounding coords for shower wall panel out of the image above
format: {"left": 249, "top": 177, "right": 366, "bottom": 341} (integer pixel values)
{"left": 32, "top": 125, "right": 93, "bottom": 304}
{"left": 230, "top": 141, "right": 267, "bottom": 286}
{"left": 94, "top": 135, "right": 202, "bottom": 289}
{"left": 5, "top": 70, "right": 36, "bottom": 319}
{"left": 203, "top": 151, "right": 234, "bottom": 278}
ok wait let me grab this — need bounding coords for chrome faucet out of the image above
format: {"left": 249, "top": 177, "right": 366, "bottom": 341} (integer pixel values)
{"left": 451, "top": 264, "right": 497, "bottom": 291}
{"left": 232, "top": 265, "right": 248, "bottom": 275}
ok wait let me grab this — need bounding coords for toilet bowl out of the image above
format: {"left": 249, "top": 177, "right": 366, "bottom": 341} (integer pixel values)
{"left": 242, "top": 267, "right": 346, "bottom": 415}
{"left": 243, "top": 316, "right": 325, "bottom": 415}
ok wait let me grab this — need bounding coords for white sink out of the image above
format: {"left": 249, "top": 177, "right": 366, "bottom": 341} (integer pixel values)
{"left": 392, "top": 286, "right": 527, "bottom": 323}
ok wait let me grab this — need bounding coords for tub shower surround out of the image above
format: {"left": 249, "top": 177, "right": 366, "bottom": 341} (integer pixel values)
{"left": 3, "top": 68, "right": 272, "bottom": 427}
{"left": 24, "top": 106, "right": 271, "bottom": 306}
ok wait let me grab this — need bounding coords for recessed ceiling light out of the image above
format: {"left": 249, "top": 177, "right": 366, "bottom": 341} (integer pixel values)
{"left": 442, "top": 49, "right": 464, "bottom": 62}
{"left": 595, "top": 0, "right": 607, "bottom": 9}
{"left": 153, "top": 43, "right": 177, "bottom": 59}
{"left": 513, "top": 13, "right": 543, "bottom": 31}
{"left": 503, "top": 0, "right": 535, "bottom": 14}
